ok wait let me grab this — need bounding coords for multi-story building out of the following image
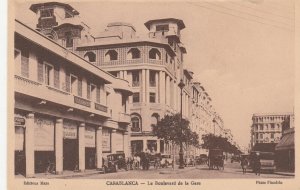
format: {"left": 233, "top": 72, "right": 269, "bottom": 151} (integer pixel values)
{"left": 75, "top": 18, "right": 188, "bottom": 155}
{"left": 250, "top": 113, "right": 294, "bottom": 149}
{"left": 20, "top": 2, "right": 229, "bottom": 160}
{"left": 14, "top": 2, "right": 132, "bottom": 177}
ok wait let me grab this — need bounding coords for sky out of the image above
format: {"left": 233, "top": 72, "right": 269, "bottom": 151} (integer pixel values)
{"left": 15, "top": 0, "right": 295, "bottom": 148}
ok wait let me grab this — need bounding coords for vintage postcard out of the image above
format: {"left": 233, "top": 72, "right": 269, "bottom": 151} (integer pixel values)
{"left": 7, "top": 0, "right": 300, "bottom": 189}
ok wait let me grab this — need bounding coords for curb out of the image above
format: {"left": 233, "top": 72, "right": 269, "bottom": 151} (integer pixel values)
{"left": 274, "top": 172, "right": 295, "bottom": 177}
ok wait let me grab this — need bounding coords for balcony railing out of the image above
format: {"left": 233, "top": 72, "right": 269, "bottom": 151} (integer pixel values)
{"left": 95, "top": 102, "right": 108, "bottom": 113}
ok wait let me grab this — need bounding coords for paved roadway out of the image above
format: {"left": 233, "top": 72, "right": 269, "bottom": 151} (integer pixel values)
{"left": 62, "top": 162, "right": 293, "bottom": 179}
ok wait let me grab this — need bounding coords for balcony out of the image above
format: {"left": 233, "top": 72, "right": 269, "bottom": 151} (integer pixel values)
{"left": 14, "top": 75, "right": 110, "bottom": 118}
{"left": 118, "top": 112, "right": 131, "bottom": 124}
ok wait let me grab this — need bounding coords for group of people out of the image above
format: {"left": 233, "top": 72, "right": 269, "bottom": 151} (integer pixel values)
{"left": 240, "top": 153, "right": 261, "bottom": 175}
{"left": 127, "top": 149, "right": 157, "bottom": 170}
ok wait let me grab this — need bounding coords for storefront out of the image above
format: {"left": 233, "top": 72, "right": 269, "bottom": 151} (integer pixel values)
{"left": 34, "top": 115, "right": 55, "bottom": 173}
{"left": 14, "top": 114, "right": 25, "bottom": 175}
{"left": 85, "top": 125, "right": 96, "bottom": 169}
{"left": 63, "top": 120, "right": 79, "bottom": 171}
{"left": 102, "top": 128, "right": 111, "bottom": 154}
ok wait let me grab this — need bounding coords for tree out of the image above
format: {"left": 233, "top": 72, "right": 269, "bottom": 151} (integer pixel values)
{"left": 152, "top": 113, "right": 200, "bottom": 149}
{"left": 201, "top": 134, "right": 242, "bottom": 154}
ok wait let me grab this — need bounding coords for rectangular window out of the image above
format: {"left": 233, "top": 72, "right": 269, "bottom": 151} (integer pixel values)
{"left": 149, "top": 71, "right": 156, "bottom": 87}
{"left": 65, "top": 32, "right": 73, "bottom": 48}
{"left": 271, "top": 133, "right": 274, "bottom": 139}
{"left": 90, "top": 83, "right": 96, "bottom": 101}
{"left": 44, "top": 63, "right": 53, "bottom": 86}
{"left": 156, "top": 24, "right": 169, "bottom": 32}
{"left": 132, "top": 93, "right": 140, "bottom": 103}
{"left": 14, "top": 49, "right": 21, "bottom": 75}
{"left": 259, "top": 125, "right": 263, "bottom": 130}
{"left": 149, "top": 92, "right": 156, "bottom": 103}
{"left": 21, "top": 49, "right": 29, "bottom": 78}
{"left": 70, "top": 74, "right": 78, "bottom": 95}
{"left": 259, "top": 133, "right": 263, "bottom": 139}
{"left": 271, "top": 123, "right": 275, "bottom": 130}
{"left": 132, "top": 71, "right": 139, "bottom": 87}
{"left": 40, "top": 9, "right": 54, "bottom": 18}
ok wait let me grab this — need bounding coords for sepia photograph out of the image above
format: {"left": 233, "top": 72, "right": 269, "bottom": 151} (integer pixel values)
{"left": 8, "top": 0, "right": 299, "bottom": 189}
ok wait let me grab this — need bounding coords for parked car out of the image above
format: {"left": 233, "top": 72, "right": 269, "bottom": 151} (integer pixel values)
{"left": 160, "top": 154, "right": 173, "bottom": 168}
{"left": 102, "top": 153, "right": 127, "bottom": 173}
{"left": 231, "top": 155, "right": 241, "bottom": 163}
{"left": 185, "top": 156, "right": 195, "bottom": 167}
{"left": 198, "top": 154, "right": 208, "bottom": 165}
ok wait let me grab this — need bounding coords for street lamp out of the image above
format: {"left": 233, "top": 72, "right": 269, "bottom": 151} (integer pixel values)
{"left": 213, "top": 118, "right": 216, "bottom": 136}
{"left": 178, "top": 79, "right": 185, "bottom": 169}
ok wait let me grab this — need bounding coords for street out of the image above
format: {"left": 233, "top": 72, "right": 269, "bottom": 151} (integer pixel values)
{"left": 62, "top": 162, "right": 293, "bottom": 179}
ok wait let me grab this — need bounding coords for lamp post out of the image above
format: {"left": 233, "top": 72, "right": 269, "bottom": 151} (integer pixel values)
{"left": 178, "top": 79, "right": 185, "bottom": 169}
{"left": 213, "top": 118, "right": 216, "bottom": 136}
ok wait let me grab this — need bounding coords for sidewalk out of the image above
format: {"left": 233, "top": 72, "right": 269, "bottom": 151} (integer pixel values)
{"left": 274, "top": 171, "right": 295, "bottom": 177}
{"left": 15, "top": 169, "right": 104, "bottom": 179}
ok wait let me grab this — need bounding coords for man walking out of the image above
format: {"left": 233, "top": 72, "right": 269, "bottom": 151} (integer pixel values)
{"left": 241, "top": 158, "right": 248, "bottom": 174}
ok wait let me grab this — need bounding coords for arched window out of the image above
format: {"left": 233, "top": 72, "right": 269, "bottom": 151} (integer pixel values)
{"left": 105, "top": 50, "right": 118, "bottom": 61}
{"left": 131, "top": 114, "right": 142, "bottom": 132}
{"left": 127, "top": 48, "right": 141, "bottom": 59}
{"left": 84, "top": 51, "right": 96, "bottom": 62}
{"left": 149, "top": 48, "right": 161, "bottom": 60}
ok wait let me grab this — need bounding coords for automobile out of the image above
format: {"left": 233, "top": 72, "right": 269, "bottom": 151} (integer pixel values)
{"left": 198, "top": 154, "right": 208, "bottom": 165}
{"left": 102, "top": 153, "right": 127, "bottom": 173}
{"left": 160, "top": 154, "right": 173, "bottom": 168}
{"left": 208, "top": 149, "right": 224, "bottom": 170}
{"left": 231, "top": 155, "right": 241, "bottom": 163}
{"left": 185, "top": 156, "right": 195, "bottom": 167}
{"left": 249, "top": 151, "right": 276, "bottom": 173}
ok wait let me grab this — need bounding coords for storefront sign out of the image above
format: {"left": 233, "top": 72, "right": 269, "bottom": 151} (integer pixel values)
{"left": 102, "top": 129, "right": 111, "bottom": 152}
{"left": 34, "top": 117, "right": 54, "bottom": 151}
{"left": 14, "top": 117, "right": 25, "bottom": 126}
{"left": 85, "top": 126, "right": 95, "bottom": 147}
{"left": 63, "top": 121, "right": 77, "bottom": 139}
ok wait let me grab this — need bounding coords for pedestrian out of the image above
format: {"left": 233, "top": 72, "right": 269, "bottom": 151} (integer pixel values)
{"left": 241, "top": 158, "right": 248, "bottom": 174}
{"left": 254, "top": 153, "right": 261, "bottom": 176}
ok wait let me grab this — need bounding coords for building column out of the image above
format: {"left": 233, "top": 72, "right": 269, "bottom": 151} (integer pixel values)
{"left": 111, "top": 129, "right": 117, "bottom": 153}
{"left": 145, "top": 69, "right": 149, "bottom": 103}
{"left": 55, "top": 118, "right": 63, "bottom": 174}
{"left": 143, "top": 139, "right": 147, "bottom": 151}
{"left": 78, "top": 123, "right": 85, "bottom": 172}
{"left": 120, "top": 71, "right": 124, "bottom": 79}
{"left": 157, "top": 140, "right": 160, "bottom": 153}
{"left": 96, "top": 126, "right": 103, "bottom": 169}
{"left": 25, "top": 113, "right": 35, "bottom": 178}
{"left": 155, "top": 72, "right": 159, "bottom": 103}
{"left": 142, "top": 69, "right": 146, "bottom": 103}
{"left": 159, "top": 71, "right": 165, "bottom": 104}
{"left": 123, "top": 132, "right": 130, "bottom": 158}
{"left": 166, "top": 75, "right": 170, "bottom": 106}
{"left": 123, "top": 70, "right": 127, "bottom": 81}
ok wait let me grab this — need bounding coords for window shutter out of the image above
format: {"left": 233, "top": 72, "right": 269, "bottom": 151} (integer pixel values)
{"left": 96, "top": 86, "right": 100, "bottom": 103}
{"left": 65, "top": 71, "right": 70, "bottom": 92}
{"left": 54, "top": 65, "right": 60, "bottom": 88}
{"left": 21, "top": 50, "right": 29, "bottom": 78}
{"left": 78, "top": 78, "right": 82, "bottom": 97}
{"left": 87, "top": 82, "right": 91, "bottom": 100}
{"left": 37, "top": 58, "right": 44, "bottom": 83}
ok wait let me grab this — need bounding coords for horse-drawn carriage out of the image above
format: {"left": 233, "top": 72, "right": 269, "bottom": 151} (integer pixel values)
{"left": 208, "top": 149, "right": 224, "bottom": 170}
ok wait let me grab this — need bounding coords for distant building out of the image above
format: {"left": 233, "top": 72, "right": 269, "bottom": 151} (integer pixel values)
{"left": 250, "top": 113, "right": 294, "bottom": 149}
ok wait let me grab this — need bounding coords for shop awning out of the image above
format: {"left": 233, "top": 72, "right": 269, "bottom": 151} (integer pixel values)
{"left": 275, "top": 128, "right": 294, "bottom": 151}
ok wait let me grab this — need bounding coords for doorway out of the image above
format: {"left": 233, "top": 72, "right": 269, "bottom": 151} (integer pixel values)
{"left": 63, "top": 139, "right": 78, "bottom": 171}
